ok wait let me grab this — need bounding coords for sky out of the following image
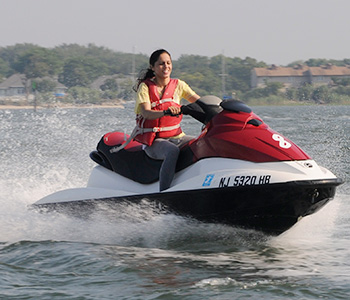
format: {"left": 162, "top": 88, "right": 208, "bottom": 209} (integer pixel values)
{"left": 1, "top": 0, "right": 350, "bottom": 65}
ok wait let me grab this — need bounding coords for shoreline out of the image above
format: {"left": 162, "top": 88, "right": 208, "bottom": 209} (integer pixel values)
{"left": 0, "top": 101, "right": 127, "bottom": 110}
{"left": 0, "top": 101, "right": 349, "bottom": 110}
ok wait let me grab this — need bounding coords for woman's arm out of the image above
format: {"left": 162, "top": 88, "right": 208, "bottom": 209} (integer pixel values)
{"left": 187, "top": 94, "right": 200, "bottom": 103}
{"left": 139, "top": 102, "right": 164, "bottom": 120}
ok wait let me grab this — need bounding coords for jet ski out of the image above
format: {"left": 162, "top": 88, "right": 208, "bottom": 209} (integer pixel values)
{"left": 33, "top": 96, "right": 343, "bottom": 235}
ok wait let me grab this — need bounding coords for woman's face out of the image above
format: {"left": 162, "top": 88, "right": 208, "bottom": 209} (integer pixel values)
{"left": 152, "top": 52, "right": 172, "bottom": 81}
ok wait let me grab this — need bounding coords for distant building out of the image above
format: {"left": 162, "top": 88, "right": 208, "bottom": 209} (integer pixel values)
{"left": 0, "top": 74, "right": 27, "bottom": 97}
{"left": 54, "top": 81, "right": 68, "bottom": 95}
{"left": 0, "top": 74, "right": 68, "bottom": 98}
{"left": 251, "top": 64, "right": 350, "bottom": 89}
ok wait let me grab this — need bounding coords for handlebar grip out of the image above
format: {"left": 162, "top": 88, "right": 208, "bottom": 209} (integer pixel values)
{"left": 163, "top": 109, "right": 182, "bottom": 117}
{"left": 163, "top": 109, "right": 172, "bottom": 116}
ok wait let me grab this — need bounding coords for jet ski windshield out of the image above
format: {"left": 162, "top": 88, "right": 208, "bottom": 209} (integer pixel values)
{"left": 220, "top": 99, "right": 252, "bottom": 113}
{"left": 181, "top": 95, "right": 223, "bottom": 124}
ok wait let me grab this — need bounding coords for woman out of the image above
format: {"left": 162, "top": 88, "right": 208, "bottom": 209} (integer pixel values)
{"left": 134, "top": 49, "right": 200, "bottom": 191}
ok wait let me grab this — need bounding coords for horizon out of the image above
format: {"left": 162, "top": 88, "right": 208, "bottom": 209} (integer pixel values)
{"left": 1, "top": 42, "right": 349, "bottom": 68}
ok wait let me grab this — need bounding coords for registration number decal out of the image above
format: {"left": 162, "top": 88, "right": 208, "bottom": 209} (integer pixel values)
{"left": 219, "top": 175, "right": 271, "bottom": 187}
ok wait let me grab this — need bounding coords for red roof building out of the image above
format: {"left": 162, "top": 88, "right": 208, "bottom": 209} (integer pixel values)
{"left": 251, "top": 64, "right": 350, "bottom": 88}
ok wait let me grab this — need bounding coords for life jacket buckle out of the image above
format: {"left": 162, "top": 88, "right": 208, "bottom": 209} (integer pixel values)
{"left": 152, "top": 127, "right": 161, "bottom": 133}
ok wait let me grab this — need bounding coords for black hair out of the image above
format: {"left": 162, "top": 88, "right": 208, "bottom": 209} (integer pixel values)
{"left": 133, "top": 49, "right": 171, "bottom": 92}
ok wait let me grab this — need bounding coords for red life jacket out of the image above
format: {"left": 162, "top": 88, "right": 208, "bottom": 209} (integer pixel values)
{"left": 134, "top": 78, "right": 183, "bottom": 146}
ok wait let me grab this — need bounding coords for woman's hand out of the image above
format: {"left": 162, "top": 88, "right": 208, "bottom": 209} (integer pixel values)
{"left": 167, "top": 106, "right": 181, "bottom": 116}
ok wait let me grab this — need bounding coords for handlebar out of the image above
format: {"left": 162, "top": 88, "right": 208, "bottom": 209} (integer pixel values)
{"left": 163, "top": 109, "right": 182, "bottom": 116}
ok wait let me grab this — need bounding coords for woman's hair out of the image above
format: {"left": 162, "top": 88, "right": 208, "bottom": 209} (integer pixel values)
{"left": 133, "top": 49, "right": 171, "bottom": 92}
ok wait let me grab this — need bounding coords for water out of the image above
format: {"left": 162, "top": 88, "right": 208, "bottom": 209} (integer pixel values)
{"left": 0, "top": 103, "right": 349, "bottom": 299}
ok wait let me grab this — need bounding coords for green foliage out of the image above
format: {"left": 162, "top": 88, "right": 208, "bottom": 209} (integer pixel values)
{"left": 101, "top": 78, "right": 119, "bottom": 92}
{"left": 0, "top": 57, "right": 10, "bottom": 77}
{"left": 54, "top": 43, "right": 148, "bottom": 75}
{"left": 242, "top": 82, "right": 283, "bottom": 100}
{"left": 101, "top": 90, "right": 118, "bottom": 100}
{"left": 330, "top": 93, "right": 350, "bottom": 104}
{"left": 333, "top": 85, "right": 350, "bottom": 96}
{"left": 244, "top": 95, "right": 287, "bottom": 106}
{"left": 173, "top": 54, "right": 267, "bottom": 97}
{"left": 175, "top": 55, "right": 210, "bottom": 73}
{"left": 68, "top": 87, "right": 102, "bottom": 104}
{"left": 15, "top": 47, "right": 62, "bottom": 78}
{"left": 225, "top": 56, "right": 266, "bottom": 93}
{"left": 264, "top": 82, "right": 284, "bottom": 95}
{"left": 178, "top": 70, "right": 221, "bottom": 96}
{"left": 285, "top": 88, "right": 297, "bottom": 100}
{"left": 284, "top": 84, "right": 350, "bottom": 103}
{"left": 60, "top": 57, "right": 108, "bottom": 88}
{"left": 305, "top": 58, "right": 332, "bottom": 67}
{"left": 117, "top": 78, "right": 135, "bottom": 100}
{"left": 312, "top": 85, "right": 332, "bottom": 103}
{"left": 35, "top": 92, "right": 57, "bottom": 105}
{"left": 34, "top": 79, "right": 57, "bottom": 93}
{"left": 0, "top": 43, "right": 39, "bottom": 76}
{"left": 243, "top": 82, "right": 350, "bottom": 105}
{"left": 332, "top": 77, "right": 350, "bottom": 86}
{"left": 296, "top": 84, "right": 314, "bottom": 101}
{"left": 1, "top": 43, "right": 350, "bottom": 105}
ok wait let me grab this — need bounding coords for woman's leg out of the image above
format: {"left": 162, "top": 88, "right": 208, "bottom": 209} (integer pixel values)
{"left": 144, "top": 139, "right": 180, "bottom": 191}
{"left": 168, "top": 135, "right": 195, "bottom": 148}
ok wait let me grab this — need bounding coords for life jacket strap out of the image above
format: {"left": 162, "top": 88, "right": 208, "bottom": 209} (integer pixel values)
{"left": 151, "top": 124, "right": 181, "bottom": 133}
{"left": 151, "top": 98, "right": 174, "bottom": 108}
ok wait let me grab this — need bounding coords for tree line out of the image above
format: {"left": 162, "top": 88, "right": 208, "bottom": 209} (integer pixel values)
{"left": 1, "top": 43, "right": 350, "bottom": 105}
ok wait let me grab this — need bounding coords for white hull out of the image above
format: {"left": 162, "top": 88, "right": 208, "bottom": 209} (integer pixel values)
{"left": 36, "top": 158, "right": 337, "bottom": 205}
